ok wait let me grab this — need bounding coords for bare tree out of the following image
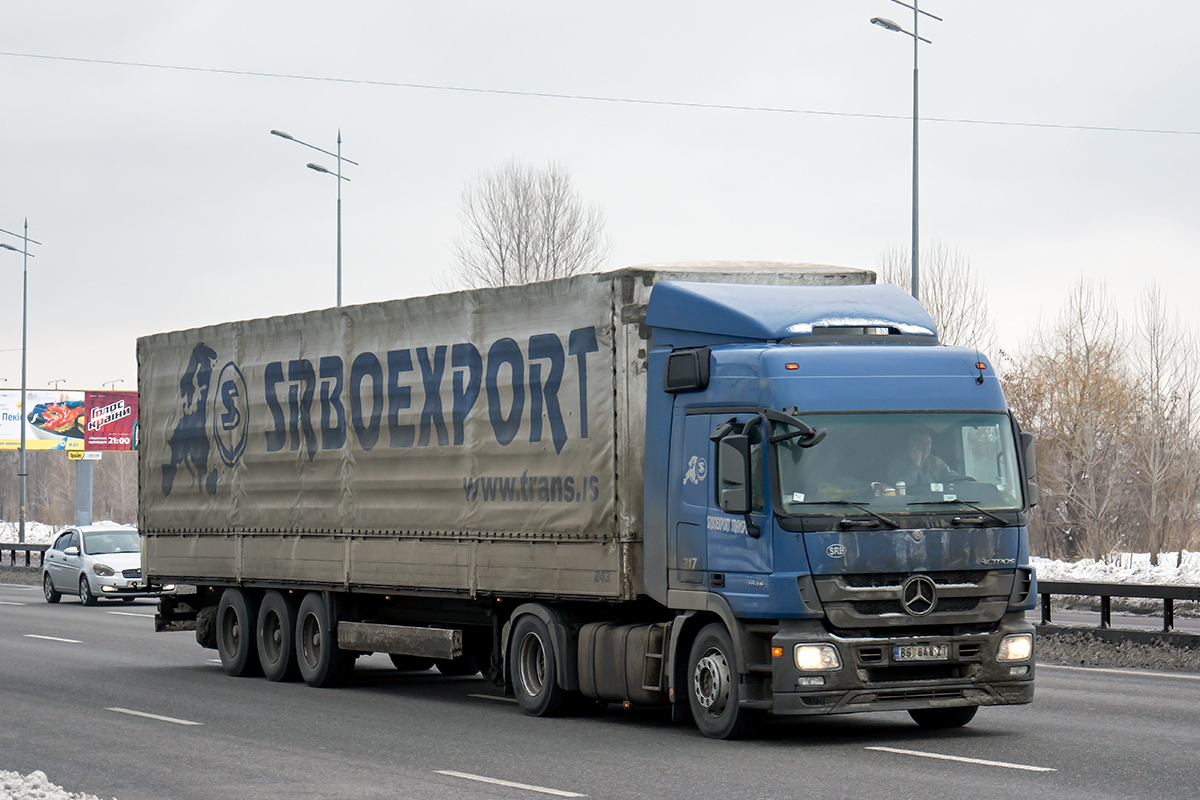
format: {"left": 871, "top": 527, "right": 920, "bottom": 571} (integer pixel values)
{"left": 877, "top": 242, "right": 995, "bottom": 351}
{"left": 451, "top": 159, "right": 612, "bottom": 288}
{"left": 1130, "top": 285, "right": 1200, "bottom": 564}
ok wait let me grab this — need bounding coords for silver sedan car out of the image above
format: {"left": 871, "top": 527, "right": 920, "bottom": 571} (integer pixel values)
{"left": 42, "top": 525, "right": 175, "bottom": 605}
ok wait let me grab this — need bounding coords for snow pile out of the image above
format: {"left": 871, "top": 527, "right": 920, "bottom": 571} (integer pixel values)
{"left": 1032, "top": 551, "right": 1200, "bottom": 586}
{"left": 0, "top": 521, "right": 129, "bottom": 545}
{"left": 0, "top": 770, "right": 113, "bottom": 800}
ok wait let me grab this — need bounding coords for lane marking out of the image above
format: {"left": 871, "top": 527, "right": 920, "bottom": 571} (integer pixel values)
{"left": 23, "top": 634, "right": 82, "bottom": 643}
{"left": 867, "top": 746, "right": 1055, "bottom": 773}
{"left": 469, "top": 693, "right": 518, "bottom": 704}
{"left": 0, "top": 600, "right": 26, "bottom": 606}
{"left": 1038, "top": 663, "right": 1200, "bottom": 682}
{"left": 107, "top": 611, "right": 155, "bottom": 618}
{"left": 436, "top": 770, "right": 586, "bottom": 797}
{"left": 106, "top": 707, "right": 203, "bottom": 726}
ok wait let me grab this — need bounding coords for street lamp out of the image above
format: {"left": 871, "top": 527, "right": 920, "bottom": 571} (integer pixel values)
{"left": 103, "top": 379, "right": 124, "bottom": 391}
{"left": 48, "top": 379, "right": 68, "bottom": 391}
{"left": 271, "top": 129, "right": 358, "bottom": 307}
{"left": 0, "top": 221, "right": 40, "bottom": 544}
{"left": 871, "top": 1, "right": 941, "bottom": 302}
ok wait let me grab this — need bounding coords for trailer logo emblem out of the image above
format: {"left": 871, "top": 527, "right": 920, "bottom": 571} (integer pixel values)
{"left": 826, "top": 544, "right": 846, "bottom": 558}
{"left": 213, "top": 361, "right": 249, "bottom": 468}
{"left": 900, "top": 575, "right": 937, "bottom": 616}
{"left": 683, "top": 456, "right": 707, "bottom": 485}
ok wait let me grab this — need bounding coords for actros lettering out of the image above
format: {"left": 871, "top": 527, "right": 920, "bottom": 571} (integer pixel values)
{"left": 263, "top": 326, "right": 599, "bottom": 459}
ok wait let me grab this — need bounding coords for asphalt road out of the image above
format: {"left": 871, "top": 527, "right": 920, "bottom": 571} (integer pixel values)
{"left": 2, "top": 580, "right": 1198, "bottom": 800}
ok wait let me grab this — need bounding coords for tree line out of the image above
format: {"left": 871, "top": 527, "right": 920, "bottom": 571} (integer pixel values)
{"left": 0, "top": 450, "right": 137, "bottom": 533}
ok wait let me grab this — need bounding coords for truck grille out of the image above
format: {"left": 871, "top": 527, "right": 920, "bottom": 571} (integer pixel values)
{"left": 811, "top": 570, "right": 1015, "bottom": 629}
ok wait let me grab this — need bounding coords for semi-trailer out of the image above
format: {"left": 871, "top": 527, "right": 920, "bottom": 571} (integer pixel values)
{"left": 141, "top": 262, "right": 1037, "bottom": 739}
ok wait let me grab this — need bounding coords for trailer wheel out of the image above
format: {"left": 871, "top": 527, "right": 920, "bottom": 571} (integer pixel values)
{"left": 217, "top": 588, "right": 262, "bottom": 677}
{"left": 510, "top": 615, "right": 568, "bottom": 716}
{"left": 908, "top": 706, "right": 978, "bottom": 729}
{"left": 296, "top": 592, "right": 353, "bottom": 687}
{"left": 389, "top": 654, "right": 434, "bottom": 672}
{"left": 687, "top": 623, "right": 756, "bottom": 740}
{"left": 256, "top": 590, "right": 300, "bottom": 682}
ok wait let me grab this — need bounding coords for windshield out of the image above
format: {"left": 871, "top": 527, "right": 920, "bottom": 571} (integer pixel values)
{"left": 776, "top": 412, "right": 1023, "bottom": 513}
{"left": 81, "top": 530, "right": 141, "bottom": 555}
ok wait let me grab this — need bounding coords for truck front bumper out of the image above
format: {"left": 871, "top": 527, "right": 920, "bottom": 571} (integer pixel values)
{"left": 767, "top": 614, "right": 1035, "bottom": 716}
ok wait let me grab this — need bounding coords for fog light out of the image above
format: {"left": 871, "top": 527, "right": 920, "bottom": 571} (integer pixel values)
{"left": 162, "top": 584, "right": 176, "bottom": 591}
{"left": 795, "top": 644, "right": 841, "bottom": 671}
{"left": 796, "top": 676, "right": 826, "bottom": 687}
{"left": 100, "top": 585, "right": 117, "bottom": 593}
{"left": 998, "top": 633, "right": 1033, "bottom": 661}
{"left": 1009, "top": 665, "right": 1030, "bottom": 676}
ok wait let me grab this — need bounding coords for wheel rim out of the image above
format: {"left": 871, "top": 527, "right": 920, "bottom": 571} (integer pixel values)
{"left": 300, "top": 612, "right": 321, "bottom": 669}
{"left": 262, "top": 609, "right": 282, "bottom": 663}
{"left": 219, "top": 605, "right": 241, "bottom": 657}
{"left": 43, "top": 575, "right": 53, "bottom": 600}
{"left": 79, "top": 579, "right": 90, "bottom": 603}
{"left": 516, "top": 631, "right": 546, "bottom": 699}
{"left": 693, "top": 647, "right": 731, "bottom": 717}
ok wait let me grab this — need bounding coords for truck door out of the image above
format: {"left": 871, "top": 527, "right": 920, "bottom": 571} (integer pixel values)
{"left": 669, "top": 411, "right": 713, "bottom": 588}
{"left": 706, "top": 414, "right": 773, "bottom": 607}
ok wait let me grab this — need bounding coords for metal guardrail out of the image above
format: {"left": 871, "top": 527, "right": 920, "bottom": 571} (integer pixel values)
{"left": 1, "top": 543, "right": 49, "bottom": 568}
{"left": 1037, "top": 580, "right": 1200, "bottom": 649}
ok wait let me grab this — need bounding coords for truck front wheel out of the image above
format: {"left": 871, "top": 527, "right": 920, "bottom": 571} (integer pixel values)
{"left": 217, "top": 588, "right": 262, "bottom": 677}
{"left": 296, "top": 592, "right": 354, "bottom": 688}
{"left": 510, "top": 615, "right": 568, "bottom": 717}
{"left": 687, "top": 623, "right": 756, "bottom": 740}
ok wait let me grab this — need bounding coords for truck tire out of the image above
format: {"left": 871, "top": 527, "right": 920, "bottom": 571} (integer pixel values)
{"left": 217, "top": 588, "right": 262, "bottom": 677}
{"left": 908, "top": 706, "right": 978, "bottom": 729}
{"left": 510, "top": 614, "right": 569, "bottom": 717}
{"left": 256, "top": 590, "right": 300, "bottom": 682}
{"left": 296, "top": 592, "right": 354, "bottom": 687}
{"left": 389, "top": 654, "right": 434, "bottom": 672}
{"left": 687, "top": 623, "right": 757, "bottom": 740}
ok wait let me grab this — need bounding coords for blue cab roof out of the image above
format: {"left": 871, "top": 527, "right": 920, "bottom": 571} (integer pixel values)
{"left": 645, "top": 281, "right": 938, "bottom": 347}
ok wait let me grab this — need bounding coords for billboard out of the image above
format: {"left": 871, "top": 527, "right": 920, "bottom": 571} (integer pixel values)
{"left": 0, "top": 390, "right": 138, "bottom": 451}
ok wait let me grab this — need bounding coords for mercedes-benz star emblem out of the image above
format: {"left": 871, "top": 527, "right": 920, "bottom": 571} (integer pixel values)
{"left": 901, "top": 575, "right": 937, "bottom": 616}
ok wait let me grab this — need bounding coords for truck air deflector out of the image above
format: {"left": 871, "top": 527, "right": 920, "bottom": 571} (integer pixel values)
{"left": 646, "top": 282, "right": 937, "bottom": 348}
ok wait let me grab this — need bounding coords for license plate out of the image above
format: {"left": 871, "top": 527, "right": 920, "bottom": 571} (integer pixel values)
{"left": 893, "top": 644, "right": 949, "bottom": 662}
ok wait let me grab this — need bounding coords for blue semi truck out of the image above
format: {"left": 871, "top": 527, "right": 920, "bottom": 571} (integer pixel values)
{"left": 143, "top": 263, "right": 1037, "bottom": 739}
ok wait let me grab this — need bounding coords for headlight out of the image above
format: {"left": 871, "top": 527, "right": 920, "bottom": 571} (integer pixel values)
{"left": 92, "top": 564, "right": 115, "bottom": 577}
{"left": 997, "top": 633, "right": 1033, "bottom": 661}
{"left": 794, "top": 644, "right": 841, "bottom": 671}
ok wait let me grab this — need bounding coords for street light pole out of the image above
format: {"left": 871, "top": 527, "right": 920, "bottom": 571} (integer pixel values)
{"left": 270, "top": 129, "right": 358, "bottom": 307}
{"left": 0, "top": 220, "right": 39, "bottom": 544}
{"left": 871, "top": 1, "right": 940, "bottom": 302}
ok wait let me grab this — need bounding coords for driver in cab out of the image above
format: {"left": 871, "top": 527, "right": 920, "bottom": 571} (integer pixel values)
{"left": 887, "top": 429, "right": 958, "bottom": 490}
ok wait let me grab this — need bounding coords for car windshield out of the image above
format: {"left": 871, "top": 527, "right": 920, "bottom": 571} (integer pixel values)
{"left": 775, "top": 412, "right": 1024, "bottom": 513}
{"left": 81, "top": 530, "right": 141, "bottom": 555}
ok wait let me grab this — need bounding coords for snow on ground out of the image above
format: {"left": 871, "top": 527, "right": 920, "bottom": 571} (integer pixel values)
{"left": 1, "top": 770, "right": 112, "bottom": 800}
{"left": 1031, "top": 551, "right": 1200, "bottom": 586}
{"left": 0, "top": 521, "right": 129, "bottom": 545}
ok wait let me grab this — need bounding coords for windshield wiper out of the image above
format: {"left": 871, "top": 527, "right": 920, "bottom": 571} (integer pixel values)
{"left": 906, "top": 499, "right": 1009, "bottom": 526}
{"left": 811, "top": 500, "right": 900, "bottom": 529}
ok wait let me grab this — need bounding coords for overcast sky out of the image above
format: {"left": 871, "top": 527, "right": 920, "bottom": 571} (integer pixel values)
{"left": 1, "top": 1, "right": 1197, "bottom": 392}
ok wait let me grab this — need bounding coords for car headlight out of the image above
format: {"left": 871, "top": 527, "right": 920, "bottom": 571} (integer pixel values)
{"left": 794, "top": 644, "right": 842, "bottom": 671}
{"left": 997, "top": 633, "right": 1033, "bottom": 661}
{"left": 92, "top": 564, "right": 115, "bottom": 577}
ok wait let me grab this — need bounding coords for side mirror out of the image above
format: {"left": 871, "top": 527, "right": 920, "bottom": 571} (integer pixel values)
{"left": 717, "top": 436, "right": 751, "bottom": 515}
{"left": 64, "top": 546, "right": 79, "bottom": 557}
{"left": 1020, "top": 432, "right": 1038, "bottom": 508}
